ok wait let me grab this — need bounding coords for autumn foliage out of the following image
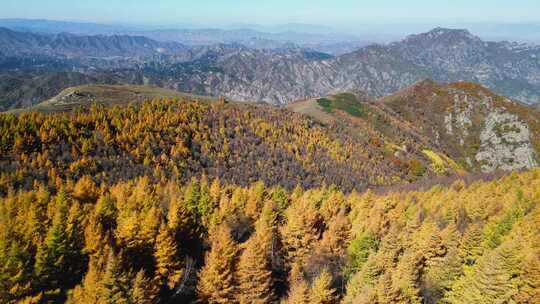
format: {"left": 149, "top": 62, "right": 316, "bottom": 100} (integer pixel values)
{"left": 0, "top": 99, "right": 539, "bottom": 303}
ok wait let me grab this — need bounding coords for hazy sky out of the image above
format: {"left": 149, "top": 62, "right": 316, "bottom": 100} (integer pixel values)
{"left": 2, "top": 0, "right": 540, "bottom": 27}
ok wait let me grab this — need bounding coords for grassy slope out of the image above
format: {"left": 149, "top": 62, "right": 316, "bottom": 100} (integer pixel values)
{"left": 317, "top": 93, "right": 366, "bottom": 118}
{"left": 285, "top": 98, "right": 335, "bottom": 124}
{"left": 7, "top": 84, "right": 218, "bottom": 113}
{"left": 287, "top": 92, "right": 465, "bottom": 179}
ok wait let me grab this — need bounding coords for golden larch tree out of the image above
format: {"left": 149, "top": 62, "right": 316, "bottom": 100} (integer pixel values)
{"left": 198, "top": 224, "right": 238, "bottom": 303}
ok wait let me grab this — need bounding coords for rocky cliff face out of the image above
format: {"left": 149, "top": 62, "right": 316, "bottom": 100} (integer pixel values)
{"left": 287, "top": 80, "right": 540, "bottom": 175}
{"left": 475, "top": 109, "right": 537, "bottom": 172}
{"left": 382, "top": 80, "right": 540, "bottom": 173}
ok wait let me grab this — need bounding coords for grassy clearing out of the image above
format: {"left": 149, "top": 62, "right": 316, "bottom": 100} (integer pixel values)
{"left": 317, "top": 93, "right": 365, "bottom": 118}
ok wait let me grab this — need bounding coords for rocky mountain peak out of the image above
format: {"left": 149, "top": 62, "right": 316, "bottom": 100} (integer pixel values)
{"left": 403, "top": 27, "right": 481, "bottom": 44}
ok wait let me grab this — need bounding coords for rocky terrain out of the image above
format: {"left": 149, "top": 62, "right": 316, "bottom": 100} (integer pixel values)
{"left": 381, "top": 80, "right": 540, "bottom": 173}
{"left": 288, "top": 80, "right": 540, "bottom": 174}
{"left": 177, "top": 27, "right": 540, "bottom": 105}
{"left": 1, "top": 27, "right": 540, "bottom": 110}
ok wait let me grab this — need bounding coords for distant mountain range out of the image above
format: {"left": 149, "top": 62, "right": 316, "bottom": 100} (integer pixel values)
{"left": 0, "top": 27, "right": 190, "bottom": 58}
{"left": 148, "top": 27, "right": 539, "bottom": 105}
{"left": 205, "top": 27, "right": 540, "bottom": 105}
{"left": 0, "top": 18, "right": 134, "bottom": 35}
{"left": 0, "top": 18, "right": 365, "bottom": 55}
{"left": 0, "top": 26, "right": 539, "bottom": 110}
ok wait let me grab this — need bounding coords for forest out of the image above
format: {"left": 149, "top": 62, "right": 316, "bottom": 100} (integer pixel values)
{"left": 0, "top": 98, "right": 454, "bottom": 195}
{"left": 0, "top": 99, "right": 539, "bottom": 303}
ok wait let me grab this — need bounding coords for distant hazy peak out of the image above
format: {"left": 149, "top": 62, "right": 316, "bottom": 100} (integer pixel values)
{"left": 402, "top": 27, "right": 481, "bottom": 43}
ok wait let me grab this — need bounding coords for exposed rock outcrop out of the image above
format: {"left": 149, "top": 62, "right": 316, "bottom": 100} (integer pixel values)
{"left": 476, "top": 109, "right": 537, "bottom": 172}
{"left": 382, "top": 80, "right": 540, "bottom": 173}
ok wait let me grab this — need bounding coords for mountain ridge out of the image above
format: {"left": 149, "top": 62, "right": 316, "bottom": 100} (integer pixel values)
{"left": 0, "top": 26, "right": 190, "bottom": 58}
{"left": 288, "top": 79, "right": 540, "bottom": 174}
{"left": 0, "top": 27, "right": 540, "bottom": 109}
{"left": 28, "top": 79, "right": 540, "bottom": 176}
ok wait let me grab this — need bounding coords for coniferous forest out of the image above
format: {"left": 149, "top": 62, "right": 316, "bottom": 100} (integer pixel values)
{"left": 1, "top": 99, "right": 539, "bottom": 303}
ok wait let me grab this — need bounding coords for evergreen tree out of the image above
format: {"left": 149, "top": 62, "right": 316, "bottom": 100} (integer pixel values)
{"left": 184, "top": 178, "right": 201, "bottom": 215}
{"left": 283, "top": 279, "right": 309, "bottom": 304}
{"left": 342, "top": 258, "right": 379, "bottom": 304}
{"left": 115, "top": 179, "right": 161, "bottom": 250}
{"left": 34, "top": 189, "right": 72, "bottom": 290}
{"left": 167, "top": 193, "right": 199, "bottom": 239}
{"left": 237, "top": 211, "right": 275, "bottom": 304}
{"left": 93, "top": 194, "right": 117, "bottom": 232}
{"left": 84, "top": 210, "right": 110, "bottom": 257}
{"left": 346, "top": 231, "right": 378, "bottom": 274}
{"left": 0, "top": 240, "right": 33, "bottom": 302}
{"left": 154, "top": 223, "right": 184, "bottom": 289}
{"left": 516, "top": 249, "right": 540, "bottom": 303}
{"left": 209, "top": 178, "right": 222, "bottom": 206}
{"left": 459, "top": 223, "right": 484, "bottom": 266}
{"left": 100, "top": 249, "right": 131, "bottom": 304}
{"left": 245, "top": 181, "right": 266, "bottom": 221}
{"left": 422, "top": 247, "right": 462, "bottom": 303}
{"left": 305, "top": 210, "right": 350, "bottom": 291}
{"left": 198, "top": 176, "right": 216, "bottom": 227}
{"left": 68, "top": 253, "right": 107, "bottom": 304}
{"left": 309, "top": 268, "right": 337, "bottom": 304}
{"left": 131, "top": 270, "right": 159, "bottom": 304}
{"left": 255, "top": 200, "right": 279, "bottom": 248}
{"left": 280, "top": 196, "right": 320, "bottom": 266}
{"left": 446, "top": 241, "right": 523, "bottom": 304}
{"left": 318, "top": 209, "right": 351, "bottom": 257}
{"left": 389, "top": 251, "right": 423, "bottom": 304}
{"left": 237, "top": 236, "right": 275, "bottom": 304}
{"left": 72, "top": 175, "right": 99, "bottom": 203}
{"left": 319, "top": 191, "right": 345, "bottom": 223}
{"left": 198, "top": 224, "right": 238, "bottom": 303}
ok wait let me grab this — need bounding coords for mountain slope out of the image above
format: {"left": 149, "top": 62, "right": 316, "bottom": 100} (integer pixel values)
{"left": 387, "top": 28, "right": 540, "bottom": 103}
{"left": 0, "top": 71, "right": 128, "bottom": 111}
{"left": 288, "top": 80, "right": 540, "bottom": 174}
{"left": 24, "top": 81, "right": 536, "bottom": 183}
{"left": 381, "top": 80, "right": 540, "bottom": 172}
{"left": 2, "top": 113, "right": 539, "bottom": 303}
{"left": 13, "top": 84, "right": 214, "bottom": 112}
{"left": 288, "top": 91, "right": 465, "bottom": 177}
{"left": 1, "top": 27, "right": 540, "bottom": 109}
{"left": 0, "top": 97, "right": 465, "bottom": 193}
{"left": 139, "top": 27, "right": 540, "bottom": 105}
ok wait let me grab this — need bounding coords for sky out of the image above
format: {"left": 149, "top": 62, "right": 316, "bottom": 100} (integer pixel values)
{"left": 2, "top": 0, "right": 540, "bottom": 29}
